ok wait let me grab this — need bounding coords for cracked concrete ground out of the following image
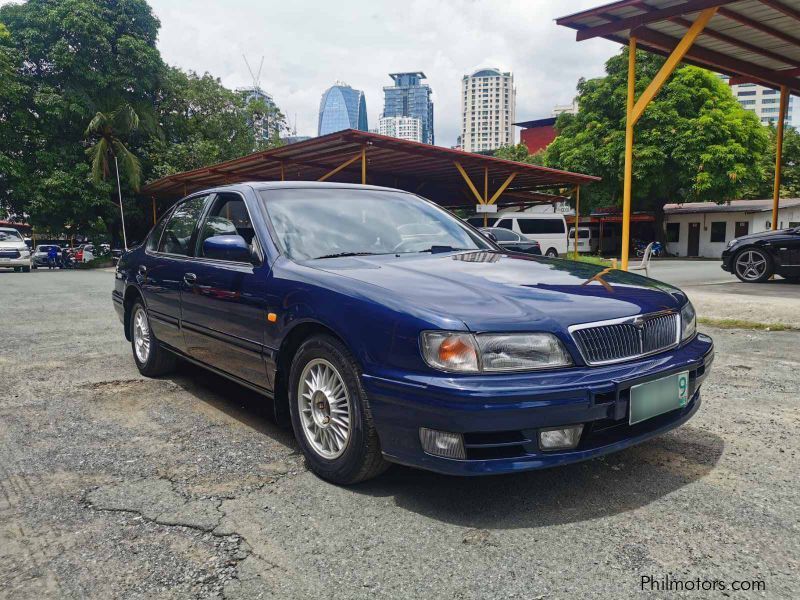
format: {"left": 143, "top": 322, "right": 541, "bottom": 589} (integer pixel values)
{"left": 1, "top": 269, "right": 798, "bottom": 599}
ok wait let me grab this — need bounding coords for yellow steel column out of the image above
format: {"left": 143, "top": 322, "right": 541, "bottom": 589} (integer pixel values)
{"left": 280, "top": 161, "right": 285, "bottom": 181}
{"left": 454, "top": 161, "right": 485, "bottom": 204}
{"left": 772, "top": 86, "right": 789, "bottom": 230}
{"left": 152, "top": 196, "right": 157, "bottom": 225}
{"left": 621, "top": 38, "right": 637, "bottom": 270}
{"left": 361, "top": 145, "right": 367, "bottom": 185}
{"left": 318, "top": 153, "right": 362, "bottom": 181}
{"left": 574, "top": 185, "right": 580, "bottom": 260}
{"left": 483, "top": 167, "right": 489, "bottom": 227}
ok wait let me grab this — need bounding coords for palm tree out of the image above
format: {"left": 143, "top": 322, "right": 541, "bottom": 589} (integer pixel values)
{"left": 85, "top": 104, "right": 142, "bottom": 249}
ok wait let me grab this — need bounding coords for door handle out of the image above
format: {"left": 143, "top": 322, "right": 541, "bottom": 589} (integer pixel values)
{"left": 184, "top": 272, "right": 197, "bottom": 285}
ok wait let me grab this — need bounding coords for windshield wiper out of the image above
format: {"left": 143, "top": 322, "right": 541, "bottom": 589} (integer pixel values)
{"left": 313, "top": 251, "right": 378, "bottom": 260}
{"left": 418, "top": 245, "right": 471, "bottom": 254}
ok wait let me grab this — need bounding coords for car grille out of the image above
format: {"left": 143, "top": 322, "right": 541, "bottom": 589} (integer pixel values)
{"left": 570, "top": 311, "right": 679, "bottom": 366}
{"left": 0, "top": 250, "right": 20, "bottom": 259}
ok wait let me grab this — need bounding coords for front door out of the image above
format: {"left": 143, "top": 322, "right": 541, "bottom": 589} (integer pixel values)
{"left": 687, "top": 222, "right": 700, "bottom": 257}
{"left": 141, "top": 195, "right": 209, "bottom": 351}
{"left": 180, "top": 192, "right": 272, "bottom": 390}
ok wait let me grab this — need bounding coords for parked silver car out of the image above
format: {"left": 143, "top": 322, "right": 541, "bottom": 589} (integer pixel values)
{"left": 0, "top": 227, "right": 32, "bottom": 272}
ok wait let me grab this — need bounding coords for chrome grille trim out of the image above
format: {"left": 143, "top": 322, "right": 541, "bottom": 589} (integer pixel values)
{"left": 569, "top": 311, "right": 680, "bottom": 366}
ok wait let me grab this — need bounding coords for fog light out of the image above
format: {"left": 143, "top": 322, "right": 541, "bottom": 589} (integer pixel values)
{"left": 539, "top": 425, "right": 584, "bottom": 451}
{"left": 419, "top": 428, "right": 466, "bottom": 459}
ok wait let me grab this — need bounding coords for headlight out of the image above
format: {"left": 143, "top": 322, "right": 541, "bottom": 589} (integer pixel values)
{"left": 680, "top": 301, "right": 696, "bottom": 342}
{"left": 420, "top": 331, "right": 572, "bottom": 373}
{"left": 727, "top": 238, "right": 738, "bottom": 248}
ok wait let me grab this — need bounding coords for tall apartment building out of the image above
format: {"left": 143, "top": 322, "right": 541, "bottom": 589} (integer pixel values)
{"left": 318, "top": 82, "right": 368, "bottom": 136}
{"left": 723, "top": 77, "right": 794, "bottom": 125}
{"left": 460, "top": 68, "right": 516, "bottom": 153}
{"left": 376, "top": 116, "right": 423, "bottom": 142}
{"left": 382, "top": 72, "right": 434, "bottom": 144}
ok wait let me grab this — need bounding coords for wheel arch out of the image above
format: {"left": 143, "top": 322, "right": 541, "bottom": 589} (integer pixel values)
{"left": 122, "top": 284, "right": 145, "bottom": 341}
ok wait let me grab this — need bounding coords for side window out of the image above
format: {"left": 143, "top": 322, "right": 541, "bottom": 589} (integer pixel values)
{"left": 197, "top": 193, "right": 258, "bottom": 262}
{"left": 519, "top": 218, "right": 565, "bottom": 235}
{"left": 492, "top": 228, "right": 518, "bottom": 242}
{"left": 710, "top": 221, "right": 726, "bottom": 243}
{"left": 146, "top": 208, "right": 174, "bottom": 252}
{"left": 158, "top": 195, "right": 208, "bottom": 256}
{"left": 495, "top": 219, "right": 513, "bottom": 230}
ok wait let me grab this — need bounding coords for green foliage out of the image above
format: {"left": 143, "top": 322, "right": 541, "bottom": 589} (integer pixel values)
{"left": 0, "top": 0, "right": 287, "bottom": 243}
{"left": 542, "top": 49, "right": 769, "bottom": 216}
{"left": 493, "top": 143, "right": 542, "bottom": 164}
{"left": 741, "top": 125, "right": 800, "bottom": 199}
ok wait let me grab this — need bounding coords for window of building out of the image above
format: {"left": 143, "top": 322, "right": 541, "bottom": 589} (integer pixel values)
{"left": 666, "top": 222, "right": 680, "bottom": 243}
{"left": 738, "top": 91, "right": 757, "bottom": 97}
{"left": 735, "top": 221, "right": 749, "bottom": 237}
{"left": 739, "top": 100, "right": 756, "bottom": 105}
{"left": 709, "top": 221, "right": 726, "bottom": 243}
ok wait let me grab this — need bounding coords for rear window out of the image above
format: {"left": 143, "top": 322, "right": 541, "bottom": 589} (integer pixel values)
{"left": 518, "top": 218, "right": 565, "bottom": 235}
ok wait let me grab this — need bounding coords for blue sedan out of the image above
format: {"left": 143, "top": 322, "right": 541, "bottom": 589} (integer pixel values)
{"left": 113, "top": 182, "right": 713, "bottom": 484}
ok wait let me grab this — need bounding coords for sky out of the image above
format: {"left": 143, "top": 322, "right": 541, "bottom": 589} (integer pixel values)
{"left": 146, "top": 0, "right": 622, "bottom": 146}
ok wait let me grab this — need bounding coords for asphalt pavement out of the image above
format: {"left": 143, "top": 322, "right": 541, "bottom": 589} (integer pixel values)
{"left": 1, "top": 268, "right": 798, "bottom": 599}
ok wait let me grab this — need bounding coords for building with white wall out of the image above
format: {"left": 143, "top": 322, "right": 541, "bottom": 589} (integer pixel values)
{"left": 664, "top": 199, "right": 800, "bottom": 258}
{"left": 552, "top": 100, "right": 579, "bottom": 117}
{"left": 721, "top": 77, "right": 794, "bottom": 125}
{"left": 375, "top": 116, "right": 423, "bottom": 142}
{"left": 460, "top": 68, "right": 516, "bottom": 153}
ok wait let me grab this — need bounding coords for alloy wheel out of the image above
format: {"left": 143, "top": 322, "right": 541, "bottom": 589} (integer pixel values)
{"left": 298, "top": 358, "right": 352, "bottom": 459}
{"left": 735, "top": 250, "right": 768, "bottom": 281}
{"left": 133, "top": 306, "right": 151, "bottom": 363}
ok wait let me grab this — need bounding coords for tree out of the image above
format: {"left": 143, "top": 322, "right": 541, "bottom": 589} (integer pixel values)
{"left": 85, "top": 104, "right": 143, "bottom": 247}
{"left": 543, "top": 49, "right": 769, "bottom": 233}
{"left": 742, "top": 125, "right": 800, "bottom": 199}
{"left": 493, "top": 143, "right": 543, "bottom": 165}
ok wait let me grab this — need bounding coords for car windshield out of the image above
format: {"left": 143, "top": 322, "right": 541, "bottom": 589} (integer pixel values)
{"left": 36, "top": 245, "right": 56, "bottom": 252}
{"left": 0, "top": 230, "right": 22, "bottom": 242}
{"left": 261, "top": 188, "right": 491, "bottom": 261}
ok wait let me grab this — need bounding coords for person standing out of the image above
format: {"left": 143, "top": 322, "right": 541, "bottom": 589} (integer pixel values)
{"left": 47, "top": 245, "right": 59, "bottom": 269}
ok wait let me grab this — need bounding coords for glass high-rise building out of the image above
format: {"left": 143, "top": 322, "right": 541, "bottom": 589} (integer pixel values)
{"left": 318, "top": 83, "right": 368, "bottom": 136}
{"left": 382, "top": 72, "right": 434, "bottom": 145}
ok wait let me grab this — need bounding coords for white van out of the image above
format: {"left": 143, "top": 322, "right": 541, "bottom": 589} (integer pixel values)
{"left": 490, "top": 214, "right": 568, "bottom": 257}
{"left": 568, "top": 227, "right": 593, "bottom": 254}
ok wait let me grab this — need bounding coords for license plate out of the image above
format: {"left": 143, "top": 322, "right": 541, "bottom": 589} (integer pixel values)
{"left": 629, "top": 371, "right": 689, "bottom": 425}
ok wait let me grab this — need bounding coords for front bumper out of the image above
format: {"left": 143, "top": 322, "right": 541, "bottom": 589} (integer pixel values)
{"left": 363, "top": 333, "right": 714, "bottom": 476}
{"left": 721, "top": 249, "right": 734, "bottom": 272}
{"left": 0, "top": 256, "right": 32, "bottom": 268}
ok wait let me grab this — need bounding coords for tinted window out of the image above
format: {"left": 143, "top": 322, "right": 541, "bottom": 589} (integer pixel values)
{"left": 146, "top": 209, "right": 173, "bottom": 252}
{"left": 262, "top": 189, "right": 490, "bottom": 261}
{"left": 158, "top": 196, "right": 207, "bottom": 256}
{"left": 710, "top": 221, "right": 726, "bottom": 243}
{"left": 198, "top": 194, "right": 257, "bottom": 260}
{"left": 490, "top": 228, "right": 519, "bottom": 242}
{"left": 666, "top": 222, "right": 680, "bottom": 243}
{"left": 467, "top": 216, "right": 497, "bottom": 227}
{"left": 518, "top": 218, "right": 565, "bottom": 235}
{"left": 494, "top": 219, "right": 513, "bottom": 230}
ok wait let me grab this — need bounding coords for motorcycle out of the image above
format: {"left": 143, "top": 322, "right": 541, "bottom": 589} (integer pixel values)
{"left": 634, "top": 239, "right": 664, "bottom": 258}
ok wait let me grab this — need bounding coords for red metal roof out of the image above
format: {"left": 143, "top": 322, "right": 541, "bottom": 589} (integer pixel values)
{"left": 557, "top": 0, "right": 800, "bottom": 96}
{"left": 141, "top": 129, "right": 600, "bottom": 207}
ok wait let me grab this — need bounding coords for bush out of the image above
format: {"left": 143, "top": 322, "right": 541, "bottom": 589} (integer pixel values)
{"left": 77, "top": 256, "right": 114, "bottom": 269}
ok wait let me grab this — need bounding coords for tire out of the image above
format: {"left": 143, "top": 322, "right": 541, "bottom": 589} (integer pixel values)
{"left": 545, "top": 248, "right": 559, "bottom": 258}
{"left": 288, "top": 334, "right": 388, "bottom": 485}
{"left": 733, "top": 247, "right": 773, "bottom": 283}
{"left": 129, "top": 300, "right": 176, "bottom": 376}
{"left": 13, "top": 267, "right": 20, "bottom": 273}
{"left": 22, "top": 266, "right": 30, "bottom": 273}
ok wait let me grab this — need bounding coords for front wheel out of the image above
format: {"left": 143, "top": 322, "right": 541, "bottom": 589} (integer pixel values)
{"left": 289, "top": 335, "right": 388, "bottom": 484}
{"left": 733, "top": 248, "right": 773, "bottom": 283}
{"left": 129, "top": 300, "right": 176, "bottom": 376}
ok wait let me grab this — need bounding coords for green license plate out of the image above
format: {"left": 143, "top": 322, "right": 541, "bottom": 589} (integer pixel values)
{"left": 629, "top": 371, "right": 689, "bottom": 425}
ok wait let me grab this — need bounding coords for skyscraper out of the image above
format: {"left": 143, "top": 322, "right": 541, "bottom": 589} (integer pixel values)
{"left": 723, "top": 77, "right": 794, "bottom": 125}
{"left": 318, "top": 83, "right": 368, "bottom": 136}
{"left": 460, "top": 68, "right": 516, "bottom": 153}
{"left": 376, "top": 116, "right": 423, "bottom": 142}
{"left": 382, "top": 72, "right": 434, "bottom": 145}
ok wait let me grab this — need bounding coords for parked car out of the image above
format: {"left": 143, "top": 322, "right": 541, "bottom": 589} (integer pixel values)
{"left": 480, "top": 227, "right": 541, "bottom": 255}
{"left": 0, "top": 227, "right": 32, "bottom": 272}
{"left": 721, "top": 226, "right": 800, "bottom": 283}
{"left": 493, "top": 213, "right": 568, "bottom": 257}
{"left": 114, "top": 182, "right": 714, "bottom": 484}
{"left": 74, "top": 244, "right": 95, "bottom": 263}
{"left": 568, "top": 227, "right": 593, "bottom": 254}
{"left": 32, "top": 244, "right": 62, "bottom": 268}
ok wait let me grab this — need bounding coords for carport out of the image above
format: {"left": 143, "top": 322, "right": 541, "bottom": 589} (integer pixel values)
{"left": 141, "top": 129, "right": 599, "bottom": 230}
{"left": 558, "top": 0, "right": 800, "bottom": 269}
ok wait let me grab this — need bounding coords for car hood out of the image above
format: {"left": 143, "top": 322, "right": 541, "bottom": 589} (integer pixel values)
{"left": 308, "top": 251, "right": 685, "bottom": 332}
{"left": 0, "top": 240, "right": 27, "bottom": 250}
{"left": 732, "top": 228, "right": 796, "bottom": 244}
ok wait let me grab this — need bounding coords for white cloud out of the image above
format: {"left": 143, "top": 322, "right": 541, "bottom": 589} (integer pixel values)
{"left": 149, "top": 0, "right": 620, "bottom": 146}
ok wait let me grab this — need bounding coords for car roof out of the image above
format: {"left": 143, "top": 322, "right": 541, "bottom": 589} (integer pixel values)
{"left": 187, "top": 181, "right": 411, "bottom": 196}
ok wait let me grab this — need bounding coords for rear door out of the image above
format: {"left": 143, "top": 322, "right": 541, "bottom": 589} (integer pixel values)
{"left": 140, "top": 194, "right": 210, "bottom": 351}
{"left": 180, "top": 192, "right": 272, "bottom": 389}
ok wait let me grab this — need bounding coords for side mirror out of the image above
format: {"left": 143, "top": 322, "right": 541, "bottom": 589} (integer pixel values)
{"left": 203, "top": 234, "right": 252, "bottom": 263}
{"left": 483, "top": 230, "right": 498, "bottom": 242}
